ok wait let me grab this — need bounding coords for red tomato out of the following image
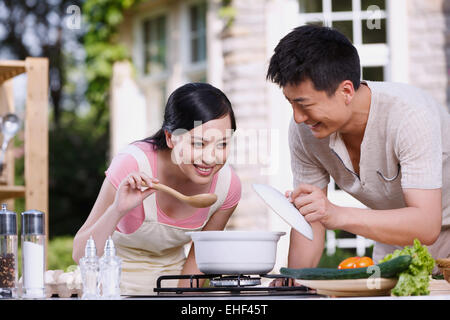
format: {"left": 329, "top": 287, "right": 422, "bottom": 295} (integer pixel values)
{"left": 338, "top": 256, "right": 374, "bottom": 269}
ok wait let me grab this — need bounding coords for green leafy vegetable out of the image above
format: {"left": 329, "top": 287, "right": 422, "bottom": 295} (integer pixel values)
{"left": 65, "top": 264, "right": 79, "bottom": 273}
{"left": 379, "top": 239, "right": 435, "bottom": 296}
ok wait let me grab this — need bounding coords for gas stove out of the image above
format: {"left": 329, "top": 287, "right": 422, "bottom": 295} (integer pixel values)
{"left": 143, "top": 273, "right": 323, "bottom": 299}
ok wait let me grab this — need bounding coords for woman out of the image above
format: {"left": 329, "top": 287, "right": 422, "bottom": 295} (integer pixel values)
{"left": 72, "top": 83, "right": 241, "bottom": 295}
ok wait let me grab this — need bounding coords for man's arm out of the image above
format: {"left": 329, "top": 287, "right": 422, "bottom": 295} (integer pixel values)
{"left": 335, "top": 188, "right": 442, "bottom": 246}
{"left": 291, "top": 185, "right": 442, "bottom": 247}
{"left": 287, "top": 187, "right": 327, "bottom": 268}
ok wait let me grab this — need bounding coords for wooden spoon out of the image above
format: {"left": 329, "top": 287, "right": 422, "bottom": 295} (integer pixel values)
{"left": 142, "top": 181, "right": 217, "bottom": 208}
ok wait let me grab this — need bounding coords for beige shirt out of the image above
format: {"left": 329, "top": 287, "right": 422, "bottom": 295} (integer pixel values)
{"left": 288, "top": 80, "right": 450, "bottom": 261}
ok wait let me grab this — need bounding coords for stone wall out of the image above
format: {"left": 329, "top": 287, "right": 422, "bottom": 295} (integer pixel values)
{"left": 408, "top": 0, "right": 450, "bottom": 110}
{"left": 221, "top": 0, "right": 270, "bottom": 230}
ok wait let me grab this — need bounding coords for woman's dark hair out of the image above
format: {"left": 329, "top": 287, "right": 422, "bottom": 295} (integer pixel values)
{"left": 144, "top": 83, "right": 236, "bottom": 150}
{"left": 266, "top": 25, "right": 361, "bottom": 96}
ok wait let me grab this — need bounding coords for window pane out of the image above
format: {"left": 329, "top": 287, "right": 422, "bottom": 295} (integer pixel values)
{"left": 306, "top": 20, "right": 324, "bottom": 27}
{"left": 191, "top": 37, "right": 199, "bottom": 63}
{"left": 143, "top": 15, "right": 167, "bottom": 74}
{"left": 299, "top": 0, "right": 323, "bottom": 13}
{"left": 332, "top": 20, "right": 353, "bottom": 42}
{"left": 190, "top": 5, "right": 198, "bottom": 32}
{"left": 331, "top": 0, "right": 352, "bottom": 12}
{"left": 190, "top": 2, "right": 207, "bottom": 63}
{"left": 189, "top": 73, "right": 207, "bottom": 83}
{"left": 362, "top": 66, "right": 384, "bottom": 81}
{"left": 362, "top": 18, "right": 386, "bottom": 44}
{"left": 361, "top": 0, "right": 385, "bottom": 11}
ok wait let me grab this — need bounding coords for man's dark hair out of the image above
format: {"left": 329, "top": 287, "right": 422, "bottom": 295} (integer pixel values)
{"left": 266, "top": 25, "right": 361, "bottom": 96}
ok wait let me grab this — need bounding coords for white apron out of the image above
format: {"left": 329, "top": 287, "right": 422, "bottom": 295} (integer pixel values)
{"left": 112, "top": 145, "right": 232, "bottom": 295}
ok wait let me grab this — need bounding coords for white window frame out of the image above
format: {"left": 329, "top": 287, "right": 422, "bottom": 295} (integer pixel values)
{"left": 297, "top": 0, "right": 392, "bottom": 210}
{"left": 266, "top": 0, "right": 407, "bottom": 260}
{"left": 180, "top": 0, "right": 208, "bottom": 83}
{"left": 133, "top": 7, "right": 170, "bottom": 82}
{"left": 131, "top": 0, "right": 224, "bottom": 138}
{"left": 298, "top": 0, "right": 390, "bottom": 79}
{"left": 133, "top": 6, "right": 170, "bottom": 135}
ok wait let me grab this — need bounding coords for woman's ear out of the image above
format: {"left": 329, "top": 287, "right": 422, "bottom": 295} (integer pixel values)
{"left": 165, "top": 130, "right": 174, "bottom": 149}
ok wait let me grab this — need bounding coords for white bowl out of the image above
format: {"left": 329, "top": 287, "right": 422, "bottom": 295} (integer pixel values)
{"left": 186, "top": 230, "right": 286, "bottom": 275}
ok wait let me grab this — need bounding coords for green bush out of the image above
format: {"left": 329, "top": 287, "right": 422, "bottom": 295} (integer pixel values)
{"left": 47, "top": 236, "right": 76, "bottom": 270}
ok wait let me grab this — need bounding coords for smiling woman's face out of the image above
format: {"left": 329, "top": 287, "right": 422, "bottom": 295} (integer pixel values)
{"left": 167, "top": 114, "right": 233, "bottom": 185}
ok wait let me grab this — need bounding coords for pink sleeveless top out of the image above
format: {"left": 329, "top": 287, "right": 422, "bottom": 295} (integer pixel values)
{"left": 105, "top": 141, "right": 242, "bottom": 234}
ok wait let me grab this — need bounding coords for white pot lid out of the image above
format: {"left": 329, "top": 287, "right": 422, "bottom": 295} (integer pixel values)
{"left": 252, "top": 183, "right": 313, "bottom": 241}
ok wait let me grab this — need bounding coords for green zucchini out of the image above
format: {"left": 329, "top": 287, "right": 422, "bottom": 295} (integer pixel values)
{"left": 280, "top": 255, "right": 412, "bottom": 280}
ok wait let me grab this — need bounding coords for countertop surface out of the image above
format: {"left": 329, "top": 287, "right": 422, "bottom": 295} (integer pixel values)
{"left": 42, "top": 279, "right": 450, "bottom": 300}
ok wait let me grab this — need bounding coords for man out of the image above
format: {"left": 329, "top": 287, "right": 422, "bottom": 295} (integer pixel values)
{"left": 266, "top": 25, "right": 450, "bottom": 271}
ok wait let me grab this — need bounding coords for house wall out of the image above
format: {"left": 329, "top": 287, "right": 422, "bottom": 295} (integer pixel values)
{"left": 220, "top": 0, "right": 271, "bottom": 231}
{"left": 407, "top": 0, "right": 450, "bottom": 110}
{"left": 110, "top": 1, "right": 450, "bottom": 273}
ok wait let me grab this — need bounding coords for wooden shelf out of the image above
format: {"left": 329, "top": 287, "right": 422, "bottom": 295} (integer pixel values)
{"left": 0, "top": 185, "right": 26, "bottom": 200}
{"left": 0, "top": 57, "right": 48, "bottom": 214}
{"left": 0, "top": 57, "right": 48, "bottom": 262}
{"left": 0, "top": 60, "right": 26, "bottom": 84}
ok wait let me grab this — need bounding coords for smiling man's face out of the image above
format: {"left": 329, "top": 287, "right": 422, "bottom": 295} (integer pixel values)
{"left": 282, "top": 78, "right": 353, "bottom": 139}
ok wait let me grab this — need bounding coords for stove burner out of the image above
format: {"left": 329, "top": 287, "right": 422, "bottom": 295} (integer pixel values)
{"left": 210, "top": 275, "right": 261, "bottom": 287}
{"left": 153, "top": 273, "right": 319, "bottom": 297}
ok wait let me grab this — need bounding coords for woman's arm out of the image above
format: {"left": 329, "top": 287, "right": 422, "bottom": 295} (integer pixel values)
{"left": 72, "top": 179, "right": 121, "bottom": 263}
{"left": 178, "top": 204, "right": 237, "bottom": 287}
{"left": 72, "top": 172, "right": 157, "bottom": 263}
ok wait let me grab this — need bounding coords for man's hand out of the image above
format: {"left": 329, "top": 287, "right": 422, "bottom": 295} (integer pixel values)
{"left": 288, "top": 183, "right": 339, "bottom": 229}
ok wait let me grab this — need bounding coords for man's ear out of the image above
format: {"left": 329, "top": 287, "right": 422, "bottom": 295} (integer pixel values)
{"left": 165, "top": 130, "right": 174, "bottom": 149}
{"left": 339, "top": 80, "right": 355, "bottom": 105}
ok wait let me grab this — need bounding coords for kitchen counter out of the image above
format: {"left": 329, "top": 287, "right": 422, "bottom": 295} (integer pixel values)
{"left": 122, "top": 279, "right": 450, "bottom": 300}
{"left": 24, "top": 279, "right": 450, "bottom": 300}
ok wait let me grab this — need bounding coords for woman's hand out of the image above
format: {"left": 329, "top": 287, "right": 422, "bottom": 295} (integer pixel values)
{"left": 112, "top": 171, "right": 159, "bottom": 217}
{"left": 287, "top": 184, "right": 340, "bottom": 229}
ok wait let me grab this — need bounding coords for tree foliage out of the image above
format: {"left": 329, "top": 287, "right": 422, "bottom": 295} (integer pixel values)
{"left": 50, "top": 0, "right": 145, "bottom": 236}
{"left": 0, "top": 0, "right": 83, "bottom": 125}
{"left": 0, "top": 0, "right": 142, "bottom": 237}
{"left": 83, "top": 0, "right": 142, "bottom": 136}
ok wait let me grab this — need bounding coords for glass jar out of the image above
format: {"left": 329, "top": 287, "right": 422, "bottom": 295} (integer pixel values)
{"left": 21, "top": 210, "right": 46, "bottom": 299}
{"left": 0, "top": 204, "right": 18, "bottom": 298}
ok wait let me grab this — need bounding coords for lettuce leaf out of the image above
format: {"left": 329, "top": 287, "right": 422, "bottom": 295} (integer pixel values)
{"left": 379, "top": 239, "right": 435, "bottom": 296}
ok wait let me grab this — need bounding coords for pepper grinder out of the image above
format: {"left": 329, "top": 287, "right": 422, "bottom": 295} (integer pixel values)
{"left": 79, "top": 236, "right": 100, "bottom": 299}
{"left": 0, "top": 204, "right": 18, "bottom": 298}
{"left": 21, "top": 209, "right": 46, "bottom": 299}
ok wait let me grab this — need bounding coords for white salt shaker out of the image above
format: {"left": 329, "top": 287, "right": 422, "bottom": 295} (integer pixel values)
{"left": 99, "top": 236, "right": 121, "bottom": 299}
{"left": 79, "top": 236, "right": 100, "bottom": 299}
{"left": 21, "top": 210, "right": 46, "bottom": 299}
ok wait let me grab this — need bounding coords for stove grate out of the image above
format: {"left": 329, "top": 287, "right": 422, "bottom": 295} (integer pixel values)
{"left": 154, "top": 273, "right": 317, "bottom": 296}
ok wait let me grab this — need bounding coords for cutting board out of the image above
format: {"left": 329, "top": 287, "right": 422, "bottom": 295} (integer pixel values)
{"left": 297, "top": 278, "right": 398, "bottom": 297}
{"left": 429, "top": 279, "right": 450, "bottom": 295}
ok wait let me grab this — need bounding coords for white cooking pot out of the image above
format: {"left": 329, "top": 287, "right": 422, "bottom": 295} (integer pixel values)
{"left": 186, "top": 230, "right": 286, "bottom": 275}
